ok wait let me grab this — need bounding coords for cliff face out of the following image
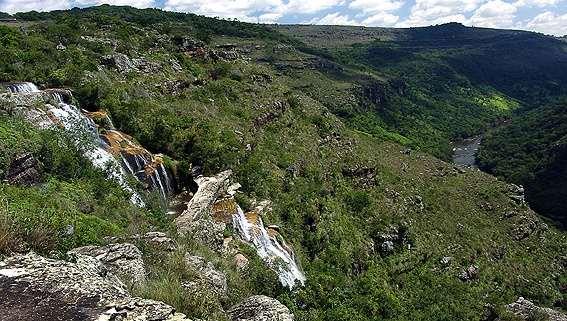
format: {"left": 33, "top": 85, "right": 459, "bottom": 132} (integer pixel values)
{"left": 0, "top": 6, "right": 566, "bottom": 321}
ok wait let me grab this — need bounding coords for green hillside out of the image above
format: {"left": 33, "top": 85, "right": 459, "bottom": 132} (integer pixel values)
{"left": 0, "top": 6, "right": 565, "bottom": 321}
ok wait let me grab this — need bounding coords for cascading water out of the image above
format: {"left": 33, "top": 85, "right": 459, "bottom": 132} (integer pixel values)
{"left": 0, "top": 82, "right": 173, "bottom": 206}
{"left": 7, "top": 82, "right": 39, "bottom": 93}
{"left": 231, "top": 204, "right": 306, "bottom": 288}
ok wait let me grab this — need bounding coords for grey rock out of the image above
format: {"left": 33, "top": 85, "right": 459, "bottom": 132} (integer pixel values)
{"left": 458, "top": 265, "right": 479, "bottom": 281}
{"left": 506, "top": 297, "right": 567, "bottom": 321}
{"left": 381, "top": 241, "right": 394, "bottom": 253}
{"left": 229, "top": 295, "right": 294, "bottom": 321}
{"left": 0, "top": 252, "right": 191, "bottom": 321}
{"left": 137, "top": 232, "right": 177, "bottom": 251}
{"left": 68, "top": 243, "right": 146, "bottom": 286}
{"left": 508, "top": 184, "right": 525, "bottom": 204}
{"left": 175, "top": 170, "right": 233, "bottom": 229}
{"left": 4, "top": 153, "right": 41, "bottom": 186}
{"left": 440, "top": 256, "right": 453, "bottom": 265}
{"left": 102, "top": 53, "right": 136, "bottom": 73}
{"left": 184, "top": 253, "right": 228, "bottom": 298}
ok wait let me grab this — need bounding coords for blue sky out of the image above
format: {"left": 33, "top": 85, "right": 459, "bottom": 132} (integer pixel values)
{"left": 1, "top": 0, "right": 566, "bottom": 35}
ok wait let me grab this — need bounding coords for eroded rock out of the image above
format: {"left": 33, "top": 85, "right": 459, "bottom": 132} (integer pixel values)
{"left": 175, "top": 170, "right": 233, "bottom": 228}
{"left": 229, "top": 295, "right": 294, "bottom": 321}
{"left": 183, "top": 253, "right": 228, "bottom": 298}
{"left": 0, "top": 252, "right": 190, "bottom": 321}
{"left": 68, "top": 243, "right": 146, "bottom": 286}
{"left": 506, "top": 297, "right": 567, "bottom": 321}
{"left": 4, "top": 153, "right": 41, "bottom": 186}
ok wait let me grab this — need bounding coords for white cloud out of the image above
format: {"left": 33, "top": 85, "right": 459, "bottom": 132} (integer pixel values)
{"left": 163, "top": 0, "right": 343, "bottom": 23}
{"left": 513, "top": 0, "right": 560, "bottom": 7}
{"left": 0, "top": 0, "right": 71, "bottom": 13}
{"left": 349, "top": 0, "right": 404, "bottom": 14}
{"left": 309, "top": 12, "right": 359, "bottom": 25}
{"left": 468, "top": 0, "right": 517, "bottom": 28}
{"left": 94, "top": 0, "right": 156, "bottom": 8}
{"left": 398, "top": 0, "right": 482, "bottom": 27}
{"left": 362, "top": 12, "right": 400, "bottom": 26}
{"left": 523, "top": 11, "right": 567, "bottom": 35}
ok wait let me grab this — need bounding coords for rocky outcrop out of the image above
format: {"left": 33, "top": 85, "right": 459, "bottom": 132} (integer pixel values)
{"left": 68, "top": 243, "right": 146, "bottom": 286}
{"left": 102, "top": 53, "right": 162, "bottom": 74}
{"left": 183, "top": 253, "right": 228, "bottom": 298}
{"left": 175, "top": 170, "right": 233, "bottom": 250}
{"left": 506, "top": 297, "right": 567, "bottom": 321}
{"left": 458, "top": 265, "right": 479, "bottom": 281}
{"left": 4, "top": 153, "right": 41, "bottom": 186}
{"left": 176, "top": 170, "right": 233, "bottom": 226}
{"left": 0, "top": 252, "right": 191, "bottom": 321}
{"left": 136, "top": 231, "right": 177, "bottom": 251}
{"left": 102, "top": 53, "right": 137, "bottom": 73}
{"left": 228, "top": 295, "right": 294, "bottom": 321}
{"left": 508, "top": 184, "right": 525, "bottom": 205}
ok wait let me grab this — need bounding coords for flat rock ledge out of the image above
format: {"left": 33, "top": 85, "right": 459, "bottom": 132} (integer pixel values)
{"left": 68, "top": 243, "right": 146, "bottom": 286}
{"left": 228, "top": 295, "right": 294, "bottom": 321}
{"left": 506, "top": 297, "right": 567, "bottom": 321}
{"left": 0, "top": 252, "right": 192, "bottom": 321}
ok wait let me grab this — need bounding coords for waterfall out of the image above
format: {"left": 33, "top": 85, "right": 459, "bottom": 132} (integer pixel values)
{"left": 45, "top": 98, "right": 146, "bottom": 207}
{"left": 1, "top": 82, "right": 174, "bottom": 206}
{"left": 232, "top": 205, "right": 306, "bottom": 288}
{"left": 7, "top": 82, "right": 39, "bottom": 93}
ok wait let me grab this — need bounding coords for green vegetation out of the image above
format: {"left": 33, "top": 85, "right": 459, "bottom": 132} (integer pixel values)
{"left": 479, "top": 100, "right": 567, "bottom": 228}
{"left": 0, "top": 6, "right": 565, "bottom": 321}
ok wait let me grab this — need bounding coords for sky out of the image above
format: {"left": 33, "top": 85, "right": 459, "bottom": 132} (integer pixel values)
{"left": 0, "top": 0, "right": 566, "bottom": 36}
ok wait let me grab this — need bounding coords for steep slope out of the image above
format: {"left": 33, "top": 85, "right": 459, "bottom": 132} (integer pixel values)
{"left": 0, "top": 6, "right": 565, "bottom": 321}
{"left": 277, "top": 22, "right": 567, "bottom": 227}
{"left": 479, "top": 101, "right": 567, "bottom": 228}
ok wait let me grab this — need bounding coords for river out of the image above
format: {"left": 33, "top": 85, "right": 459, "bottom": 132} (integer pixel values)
{"left": 452, "top": 136, "right": 482, "bottom": 167}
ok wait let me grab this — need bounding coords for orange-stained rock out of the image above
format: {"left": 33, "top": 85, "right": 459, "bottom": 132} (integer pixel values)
{"left": 212, "top": 198, "right": 238, "bottom": 223}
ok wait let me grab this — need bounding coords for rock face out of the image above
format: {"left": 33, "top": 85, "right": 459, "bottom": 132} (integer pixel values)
{"left": 137, "top": 231, "right": 177, "bottom": 251}
{"left": 68, "top": 243, "right": 146, "bottom": 286}
{"left": 4, "top": 153, "right": 41, "bottom": 186}
{"left": 508, "top": 184, "right": 525, "bottom": 204}
{"left": 183, "top": 253, "right": 228, "bottom": 298}
{"left": 506, "top": 297, "right": 567, "bottom": 321}
{"left": 175, "top": 170, "right": 233, "bottom": 251}
{"left": 228, "top": 295, "right": 294, "bottom": 321}
{"left": 458, "top": 265, "right": 479, "bottom": 281}
{"left": 176, "top": 170, "right": 233, "bottom": 226}
{"left": 0, "top": 252, "right": 191, "bottom": 321}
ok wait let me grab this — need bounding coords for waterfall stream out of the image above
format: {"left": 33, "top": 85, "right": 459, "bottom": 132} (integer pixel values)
{"left": 232, "top": 205, "right": 306, "bottom": 288}
{"left": 1, "top": 82, "right": 173, "bottom": 206}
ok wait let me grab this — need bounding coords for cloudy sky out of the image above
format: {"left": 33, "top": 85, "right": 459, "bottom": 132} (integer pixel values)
{"left": 1, "top": 0, "right": 566, "bottom": 36}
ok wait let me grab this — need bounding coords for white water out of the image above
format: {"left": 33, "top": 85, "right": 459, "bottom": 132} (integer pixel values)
{"left": 232, "top": 205, "right": 306, "bottom": 288}
{"left": 7, "top": 82, "right": 39, "bottom": 93}
{"left": 46, "top": 97, "right": 145, "bottom": 206}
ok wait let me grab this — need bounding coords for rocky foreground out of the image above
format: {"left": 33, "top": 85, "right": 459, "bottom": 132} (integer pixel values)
{"left": 0, "top": 251, "right": 294, "bottom": 321}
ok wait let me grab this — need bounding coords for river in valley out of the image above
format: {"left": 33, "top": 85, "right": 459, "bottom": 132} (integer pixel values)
{"left": 452, "top": 136, "right": 482, "bottom": 167}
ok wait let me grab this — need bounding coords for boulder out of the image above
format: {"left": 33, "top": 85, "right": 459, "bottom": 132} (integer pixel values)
{"left": 228, "top": 295, "right": 294, "bottom": 321}
{"left": 508, "top": 184, "right": 525, "bottom": 204}
{"left": 135, "top": 231, "right": 177, "bottom": 251}
{"left": 458, "top": 265, "right": 479, "bottom": 281}
{"left": 234, "top": 253, "right": 249, "bottom": 271}
{"left": 506, "top": 297, "right": 567, "bottom": 321}
{"left": 175, "top": 170, "right": 233, "bottom": 229}
{"left": 4, "top": 153, "right": 41, "bottom": 186}
{"left": 0, "top": 252, "right": 191, "bottom": 321}
{"left": 102, "top": 53, "right": 136, "bottom": 73}
{"left": 184, "top": 253, "right": 228, "bottom": 298}
{"left": 68, "top": 243, "right": 146, "bottom": 286}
